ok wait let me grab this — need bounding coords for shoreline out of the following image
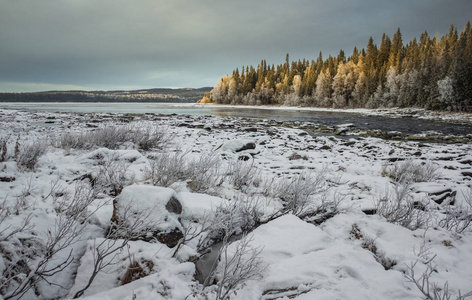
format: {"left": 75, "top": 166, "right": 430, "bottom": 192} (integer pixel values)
{"left": 2, "top": 101, "right": 472, "bottom": 124}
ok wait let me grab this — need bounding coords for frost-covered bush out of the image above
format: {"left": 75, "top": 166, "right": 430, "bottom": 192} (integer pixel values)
{"left": 0, "top": 182, "right": 96, "bottom": 300}
{"left": 15, "top": 140, "right": 48, "bottom": 171}
{"left": 382, "top": 160, "right": 441, "bottom": 184}
{"left": 146, "top": 151, "right": 222, "bottom": 193}
{"left": 57, "top": 123, "right": 172, "bottom": 151}
{"left": 95, "top": 153, "right": 133, "bottom": 196}
{"left": 225, "top": 159, "right": 261, "bottom": 191}
{"left": 406, "top": 258, "right": 472, "bottom": 300}
{"left": 145, "top": 151, "right": 188, "bottom": 187}
{"left": 187, "top": 153, "right": 223, "bottom": 193}
{"left": 272, "top": 169, "right": 328, "bottom": 216}
{"left": 130, "top": 124, "right": 173, "bottom": 151}
{"left": 438, "top": 188, "right": 472, "bottom": 233}
{"left": 208, "top": 234, "right": 267, "bottom": 300}
{"left": 197, "top": 196, "right": 262, "bottom": 253}
{"left": 376, "top": 183, "right": 429, "bottom": 230}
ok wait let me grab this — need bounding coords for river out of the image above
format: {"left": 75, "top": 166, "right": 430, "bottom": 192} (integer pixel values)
{"left": 1, "top": 102, "right": 471, "bottom": 136}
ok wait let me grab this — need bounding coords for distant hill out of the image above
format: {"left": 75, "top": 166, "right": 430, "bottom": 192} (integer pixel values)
{"left": 0, "top": 87, "right": 213, "bottom": 103}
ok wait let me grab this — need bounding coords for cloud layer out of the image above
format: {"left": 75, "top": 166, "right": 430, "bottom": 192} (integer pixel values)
{"left": 1, "top": 0, "right": 471, "bottom": 92}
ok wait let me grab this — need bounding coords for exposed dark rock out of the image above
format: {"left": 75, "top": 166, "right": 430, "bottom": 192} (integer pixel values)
{"left": 165, "top": 196, "right": 183, "bottom": 214}
{"left": 156, "top": 228, "right": 184, "bottom": 248}
{"left": 244, "top": 127, "right": 258, "bottom": 132}
{"left": 235, "top": 142, "right": 256, "bottom": 152}
{"left": 0, "top": 176, "right": 15, "bottom": 182}
{"left": 342, "top": 141, "right": 356, "bottom": 147}
{"left": 362, "top": 209, "right": 377, "bottom": 215}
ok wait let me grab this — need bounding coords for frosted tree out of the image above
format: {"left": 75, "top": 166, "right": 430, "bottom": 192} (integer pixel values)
{"left": 211, "top": 75, "right": 231, "bottom": 104}
{"left": 384, "top": 67, "right": 401, "bottom": 107}
{"left": 315, "top": 69, "right": 333, "bottom": 107}
{"left": 437, "top": 76, "right": 455, "bottom": 108}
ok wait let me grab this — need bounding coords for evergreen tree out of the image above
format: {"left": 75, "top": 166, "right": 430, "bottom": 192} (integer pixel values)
{"left": 210, "top": 21, "right": 471, "bottom": 112}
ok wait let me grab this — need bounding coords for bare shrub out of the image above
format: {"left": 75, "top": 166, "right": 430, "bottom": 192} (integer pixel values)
{"left": 406, "top": 258, "right": 472, "bottom": 300}
{"left": 145, "top": 151, "right": 222, "bottom": 193}
{"left": 438, "top": 189, "right": 472, "bottom": 233}
{"left": 208, "top": 234, "right": 267, "bottom": 300}
{"left": 95, "top": 153, "right": 133, "bottom": 196}
{"left": 130, "top": 123, "right": 173, "bottom": 151}
{"left": 376, "top": 183, "right": 430, "bottom": 230}
{"left": 15, "top": 140, "right": 48, "bottom": 171}
{"left": 72, "top": 199, "right": 159, "bottom": 298}
{"left": 271, "top": 168, "right": 329, "bottom": 217}
{"left": 197, "top": 196, "right": 262, "bottom": 254}
{"left": 186, "top": 153, "right": 223, "bottom": 193}
{"left": 145, "top": 150, "right": 189, "bottom": 187}
{"left": 225, "top": 159, "right": 261, "bottom": 191}
{"left": 57, "top": 123, "right": 172, "bottom": 151}
{"left": 0, "top": 198, "right": 32, "bottom": 243}
{"left": 1, "top": 182, "right": 96, "bottom": 300}
{"left": 382, "top": 160, "right": 441, "bottom": 184}
{"left": 299, "top": 191, "right": 345, "bottom": 225}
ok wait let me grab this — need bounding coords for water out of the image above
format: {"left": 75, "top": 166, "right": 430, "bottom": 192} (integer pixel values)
{"left": 1, "top": 102, "right": 471, "bottom": 136}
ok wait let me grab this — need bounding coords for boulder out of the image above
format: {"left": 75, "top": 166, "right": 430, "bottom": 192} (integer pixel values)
{"left": 111, "top": 185, "right": 183, "bottom": 247}
{"left": 217, "top": 139, "right": 256, "bottom": 153}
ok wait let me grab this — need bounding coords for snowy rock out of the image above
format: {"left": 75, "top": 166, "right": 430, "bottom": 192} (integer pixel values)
{"left": 217, "top": 139, "right": 256, "bottom": 153}
{"left": 111, "top": 185, "right": 184, "bottom": 247}
{"left": 179, "top": 192, "right": 228, "bottom": 221}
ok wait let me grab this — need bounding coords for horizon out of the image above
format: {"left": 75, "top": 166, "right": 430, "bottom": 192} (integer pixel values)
{"left": 1, "top": 0, "right": 471, "bottom": 93}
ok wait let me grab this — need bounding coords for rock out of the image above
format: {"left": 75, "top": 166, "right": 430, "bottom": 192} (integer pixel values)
{"left": 217, "top": 139, "right": 256, "bottom": 153}
{"left": 334, "top": 128, "right": 348, "bottom": 135}
{"left": 319, "top": 145, "right": 331, "bottom": 150}
{"left": 155, "top": 228, "right": 184, "bottom": 248}
{"left": 459, "top": 159, "right": 472, "bottom": 165}
{"left": 0, "top": 176, "right": 15, "bottom": 182}
{"left": 342, "top": 141, "right": 356, "bottom": 147}
{"left": 111, "top": 185, "right": 183, "bottom": 247}
{"left": 165, "top": 196, "right": 183, "bottom": 214}
{"left": 362, "top": 209, "right": 377, "bottom": 215}
{"left": 238, "top": 154, "right": 250, "bottom": 161}
{"left": 244, "top": 127, "right": 258, "bottom": 132}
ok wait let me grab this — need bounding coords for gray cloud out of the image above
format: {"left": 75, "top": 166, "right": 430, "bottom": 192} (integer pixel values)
{"left": 0, "top": 0, "right": 471, "bottom": 92}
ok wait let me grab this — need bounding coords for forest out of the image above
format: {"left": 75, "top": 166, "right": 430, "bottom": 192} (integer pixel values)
{"left": 208, "top": 22, "right": 472, "bottom": 112}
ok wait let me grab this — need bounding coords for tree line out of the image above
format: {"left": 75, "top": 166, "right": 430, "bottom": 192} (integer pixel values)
{"left": 209, "top": 21, "right": 472, "bottom": 112}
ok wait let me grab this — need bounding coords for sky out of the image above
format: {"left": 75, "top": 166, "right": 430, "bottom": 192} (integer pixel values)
{"left": 0, "top": 0, "right": 471, "bottom": 93}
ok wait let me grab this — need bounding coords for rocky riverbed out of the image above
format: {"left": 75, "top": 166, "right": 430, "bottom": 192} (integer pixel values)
{"left": 1, "top": 108, "right": 472, "bottom": 300}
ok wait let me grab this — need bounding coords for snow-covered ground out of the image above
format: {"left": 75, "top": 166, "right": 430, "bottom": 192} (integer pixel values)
{"left": 1, "top": 108, "right": 471, "bottom": 300}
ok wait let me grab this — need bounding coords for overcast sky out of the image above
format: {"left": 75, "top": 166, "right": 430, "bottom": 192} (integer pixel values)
{"left": 0, "top": 0, "right": 471, "bottom": 92}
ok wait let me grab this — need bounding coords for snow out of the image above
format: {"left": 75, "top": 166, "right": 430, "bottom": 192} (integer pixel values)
{"left": 179, "top": 192, "right": 228, "bottom": 221}
{"left": 1, "top": 108, "right": 472, "bottom": 300}
{"left": 114, "top": 184, "right": 182, "bottom": 232}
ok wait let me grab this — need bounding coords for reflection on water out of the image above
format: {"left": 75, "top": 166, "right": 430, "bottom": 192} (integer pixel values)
{"left": 1, "top": 102, "right": 471, "bottom": 136}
